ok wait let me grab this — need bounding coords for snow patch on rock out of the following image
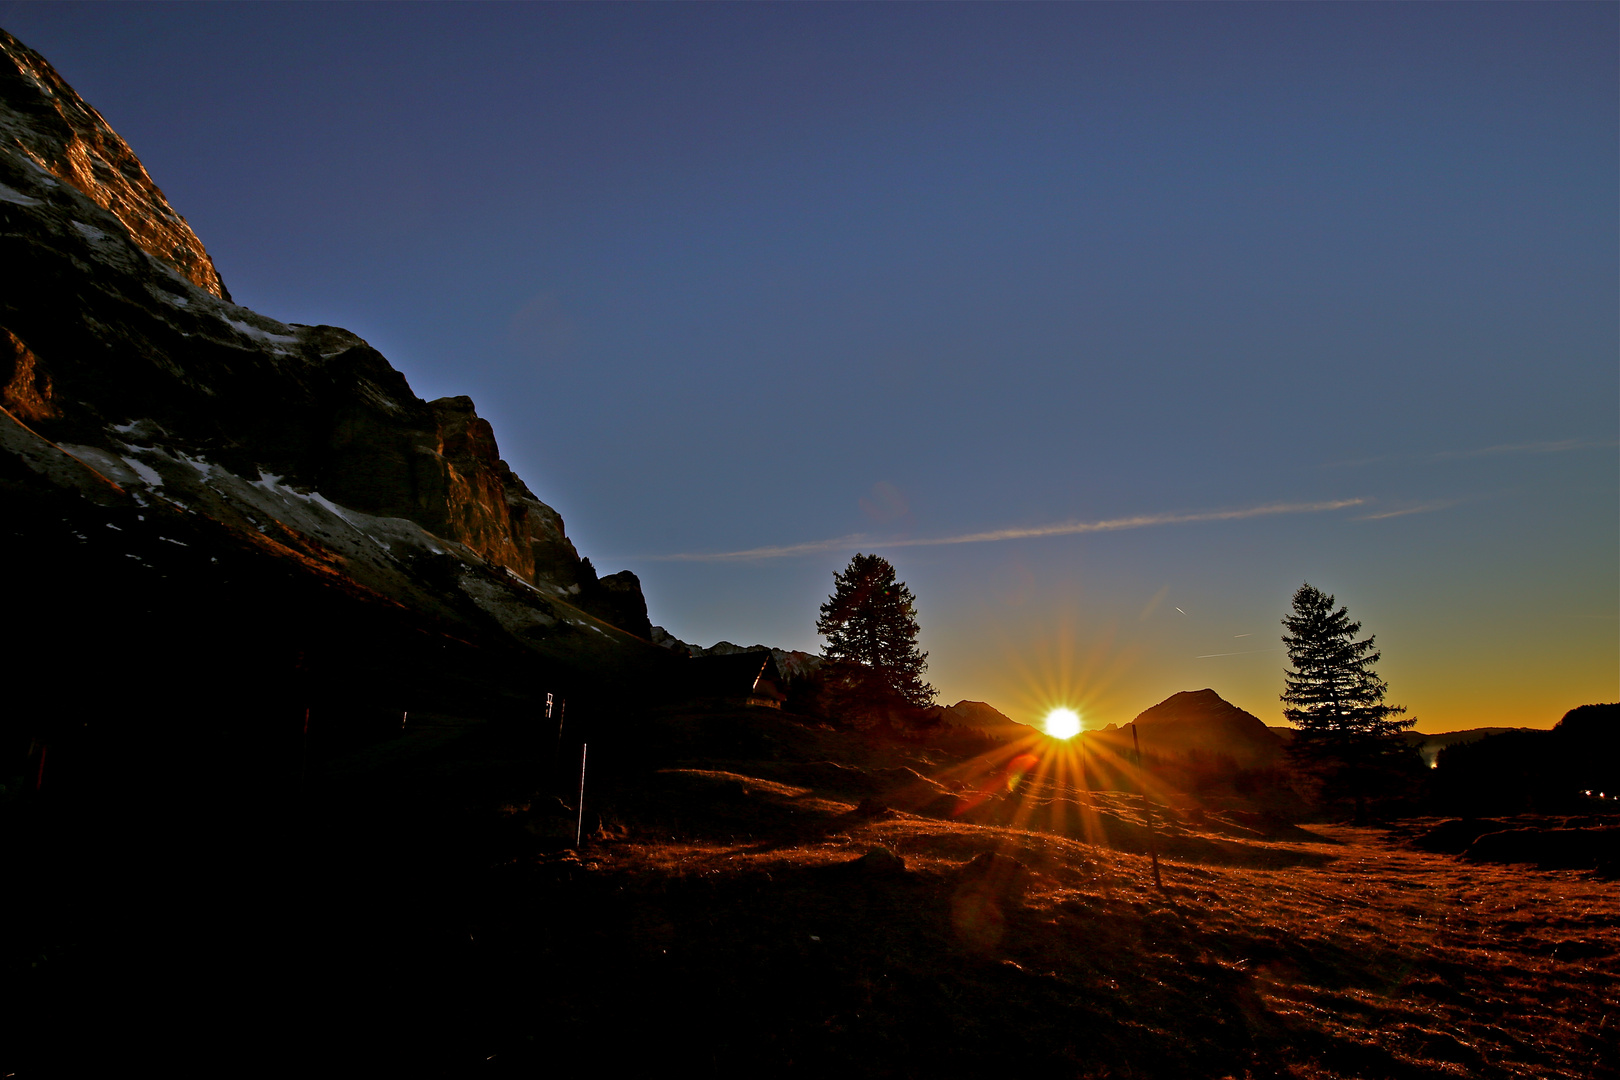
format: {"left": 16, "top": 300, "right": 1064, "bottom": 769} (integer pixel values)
{"left": 223, "top": 316, "right": 298, "bottom": 346}
{"left": 0, "top": 181, "right": 40, "bottom": 205}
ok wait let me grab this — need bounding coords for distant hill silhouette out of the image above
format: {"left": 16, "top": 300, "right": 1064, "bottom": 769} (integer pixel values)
{"left": 904, "top": 700, "right": 1029, "bottom": 746}
{"left": 1121, "top": 689, "right": 1285, "bottom": 768}
{"left": 939, "top": 700, "right": 1022, "bottom": 731}
{"left": 1270, "top": 724, "right": 1539, "bottom": 769}
{"left": 1080, "top": 690, "right": 1289, "bottom": 798}
{"left": 1402, "top": 727, "right": 1534, "bottom": 769}
{"left": 649, "top": 627, "right": 823, "bottom": 682}
{"left": 1434, "top": 703, "right": 1620, "bottom": 813}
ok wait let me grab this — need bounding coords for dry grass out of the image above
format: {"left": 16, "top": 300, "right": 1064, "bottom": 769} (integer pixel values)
{"left": 10, "top": 704, "right": 1612, "bottom": 1077}
{"left": 517, "top": 709, "right": 1619, "bottom": 1078}
{"left": 563, "top": 807, "right": 1615, "bottom": 1078}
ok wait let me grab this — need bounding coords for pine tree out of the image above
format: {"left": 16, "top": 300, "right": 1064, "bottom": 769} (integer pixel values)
{"left": 1281, "top": 583, "right": 1417, "bottom": 819}
{"left": 816, "top": 553, "right": 934, "bottom": 708}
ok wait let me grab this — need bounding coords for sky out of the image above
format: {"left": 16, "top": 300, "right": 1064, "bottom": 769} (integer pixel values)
{"left": 4, "top": 3, "right": 1614, "bottom": 731}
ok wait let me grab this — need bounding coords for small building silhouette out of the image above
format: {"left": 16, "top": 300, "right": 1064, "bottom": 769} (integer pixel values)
{"left": 683, "top": 651, "right": 787, "bottom": 709}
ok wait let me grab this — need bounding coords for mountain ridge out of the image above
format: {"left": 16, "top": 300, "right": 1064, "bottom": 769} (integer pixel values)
{"left": 1, "top": 24, "right": 668, "bottom": 806}
{"left": 0, "top": 29, "right": 227, "bottom": 300}
{"left": 0, "top": 26, "right": 651, "bottom": 648}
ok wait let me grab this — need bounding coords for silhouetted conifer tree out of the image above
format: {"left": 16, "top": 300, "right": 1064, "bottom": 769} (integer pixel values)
{"left": 1281, "top": 583, "right": 1417, "bottom": 820}
{"left": 816, "top": 553, "right": 935, "bottom": 708}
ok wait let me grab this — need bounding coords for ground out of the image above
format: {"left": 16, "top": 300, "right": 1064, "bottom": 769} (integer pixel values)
{"left": 6, "top": 704, "right": 1616, "bottom": 1078}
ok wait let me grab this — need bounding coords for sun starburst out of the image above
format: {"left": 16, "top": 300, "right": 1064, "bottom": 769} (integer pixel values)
{"left": 1043, "top": 707, "right": 1081, "bottom": 739}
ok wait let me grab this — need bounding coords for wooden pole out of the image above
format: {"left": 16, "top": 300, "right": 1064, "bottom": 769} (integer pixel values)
{"left": 1131, "top": 725, "right": 1162, "bottom": 889}
{"left": 552, "top": 697, "right": 566, "bottom": 780}
{"left": 1080, "top": 732, "right": 1092, "bottom": 804}
{"left": 575, "top": 743, "right": 588, "bottom": 849}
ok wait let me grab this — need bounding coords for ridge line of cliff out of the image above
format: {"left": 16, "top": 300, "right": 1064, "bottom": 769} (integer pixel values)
{"left": 0, "top": 25, "right": 652, "bottom": 642}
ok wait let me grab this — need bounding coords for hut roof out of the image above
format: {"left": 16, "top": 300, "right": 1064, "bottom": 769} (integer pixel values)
{"left": 684, "top": 650, "right": 786, "bottom": 703}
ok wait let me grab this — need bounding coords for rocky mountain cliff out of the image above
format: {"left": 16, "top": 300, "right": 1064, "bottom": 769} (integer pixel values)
{"left": 0, "top": 27, "right": 650, "bottom": 635}
{"left": 0, "top": 27, "right": 659, "bottom": 793}
{"left": 0, "top": 31, "right": 227, "bottom": 301}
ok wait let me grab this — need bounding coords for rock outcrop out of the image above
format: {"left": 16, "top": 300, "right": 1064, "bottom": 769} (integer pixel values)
{"left": 588, "top": 568, "right": 654, "bottom": 641}
{"left": 0, "top": 26, "right": 646, "bottom": 639}
{"left": 0, "top": 30, "right": 227, "bottom": 299}
{"left": 423, "top": 394, "right": 587, "bottom": 590}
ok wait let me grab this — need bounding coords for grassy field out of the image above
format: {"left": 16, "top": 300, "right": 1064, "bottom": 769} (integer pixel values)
{"left": 7, "top": 704, "right": 1615, "bottom": 1077}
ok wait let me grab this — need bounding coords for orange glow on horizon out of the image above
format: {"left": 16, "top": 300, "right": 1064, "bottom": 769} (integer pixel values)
{"left": 975, "top": 600, "right": 1151, "bottom": 733}
{"left": 934, "top": 576, "right": 1613, "bottom": 735}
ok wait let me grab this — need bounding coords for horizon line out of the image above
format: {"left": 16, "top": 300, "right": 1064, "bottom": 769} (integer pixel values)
{"left": 637, "top": 497, "right": 1369, "bottom": 563}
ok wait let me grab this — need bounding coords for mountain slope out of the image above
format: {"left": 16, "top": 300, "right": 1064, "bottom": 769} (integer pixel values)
{"left": 939, "top": 699, "right": 1028, "bottom": 737}
{"left": 0, "top": 27, "right": 662, "bottom": 794}
{"left": 1125, "top": 688, "right": 1285, "bottom": 768}
{"left": 1078, "top": 690, "right": 1286, "bottom": 793}
{"left": 0, "top": 26, "right": 652, "bottom": 632}
{"left": 0, "top": 30, "right": 227, "bottom": 299}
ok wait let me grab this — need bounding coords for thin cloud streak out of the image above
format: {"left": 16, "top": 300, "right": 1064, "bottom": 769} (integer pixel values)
{"left": 645, "top": 498, "right": 1367, "bottom": 563}
{"left": 1356, "top": 499, "right": 1462, "bottom": 521}
{"left": 1429, "top": 439, "right": 1613, "bottom": 461}
{"left": 1324, "top": 438, "right": 1617, "bottom": 470}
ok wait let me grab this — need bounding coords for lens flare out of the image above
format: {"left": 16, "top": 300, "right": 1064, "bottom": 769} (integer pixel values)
{"left": 1043, "top": 707, "right": 1081, "bottom": 739}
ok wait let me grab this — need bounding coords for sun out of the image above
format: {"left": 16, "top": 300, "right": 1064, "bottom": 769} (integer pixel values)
{"left": 1042, "top": 707, "right": 1081, "bottom": 739}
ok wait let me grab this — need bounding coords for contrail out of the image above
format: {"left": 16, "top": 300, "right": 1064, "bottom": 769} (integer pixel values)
{"left": 1356, "top": 499, "right": 1460, "bottom": 521}
{"left": 1326, "top": 438, "right": 1616, "bottom": 469}
{"left": 1428, "top": 438, "right": 1612, "bottom": 461}
{"left": 644, "top": 497, "right": 1367, "bottom": 563}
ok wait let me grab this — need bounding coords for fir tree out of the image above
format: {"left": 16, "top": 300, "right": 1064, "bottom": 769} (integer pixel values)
{"left": 1281, "top": 583, "right": 1417, "bottom": 819}
{"left": 816, "top": 553, "right": 934, "bottom": 708}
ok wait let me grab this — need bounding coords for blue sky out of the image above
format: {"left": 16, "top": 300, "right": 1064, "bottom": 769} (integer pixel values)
{"left": 6, "top": 3, "right": 1614, "bottom": 729}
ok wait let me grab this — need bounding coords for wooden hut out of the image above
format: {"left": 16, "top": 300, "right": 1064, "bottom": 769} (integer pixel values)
{"left": 683, "top": 651, "right": 787, "bottom": 709}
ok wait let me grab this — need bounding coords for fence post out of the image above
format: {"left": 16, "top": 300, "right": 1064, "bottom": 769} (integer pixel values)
{"left": 575, "top": 743, "right": 588, "bottom": 849}
{"left": 1131, "top": 725, "right": 1162, "bottom": 889}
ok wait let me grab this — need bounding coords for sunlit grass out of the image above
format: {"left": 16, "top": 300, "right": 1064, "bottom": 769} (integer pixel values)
{"left": 588, "top": 704, "right": 1620, "bottom": 1078}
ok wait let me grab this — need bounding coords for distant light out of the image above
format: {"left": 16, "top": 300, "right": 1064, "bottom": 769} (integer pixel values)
{"left": 1043, "top": 708, "right": 1081, "bottom": 740}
